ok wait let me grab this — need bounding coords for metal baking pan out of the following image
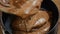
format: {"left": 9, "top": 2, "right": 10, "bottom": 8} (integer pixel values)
{"left": 0, "top": 0, "right": 59, "bottom": 34}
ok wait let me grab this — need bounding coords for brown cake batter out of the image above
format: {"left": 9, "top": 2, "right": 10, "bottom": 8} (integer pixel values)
{"left": 0, "top": 0, "right": 43, "bottom": 19}
{"left": 0, "top": 0, "right": 51, "bottom": 34}
{"left": 12, "top": 10, "right": 50, "bottom": 34}
{"left": 12, "top": 19, "right": 50, "bottom": 34}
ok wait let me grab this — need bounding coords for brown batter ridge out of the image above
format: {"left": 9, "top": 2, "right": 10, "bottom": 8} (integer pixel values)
{"left": 25, "top": 11, "right": 49, "bottom": 31}
{"left": 0, "top": 0, "right": 43, "bottom": 19}
{"left": 12, "top": 10, "right": 50, "bottom": 34}
{"left": 27, "top": 21, "right": 50, "bottom": 34}
{"left": 12, "top": 21, "right": 50, "bottom": 34}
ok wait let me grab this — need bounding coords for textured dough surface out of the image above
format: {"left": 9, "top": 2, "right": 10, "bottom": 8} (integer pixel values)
{"left": 12, "top": 10, "right": 50, "bottom": 34}
{"left": 0, "top": 0, "right": 43, "bottom": 19}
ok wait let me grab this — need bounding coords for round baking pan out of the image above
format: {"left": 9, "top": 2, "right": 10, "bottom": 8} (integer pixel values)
{"left": 2, "top": 0, "right": 59, "bottom": 34}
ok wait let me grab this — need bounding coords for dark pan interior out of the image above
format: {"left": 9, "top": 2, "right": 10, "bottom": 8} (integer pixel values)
{"left": 2, "top": 0, "right": 59, "bottom": 34}
{"left": 41, "top": 0, "right": 59, "bottom": 34}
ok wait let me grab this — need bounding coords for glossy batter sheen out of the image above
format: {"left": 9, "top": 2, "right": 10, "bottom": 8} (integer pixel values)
{"left": 12, "top": 10, "right": 50, "bottom": 34}
{"left": 0, "top": 0, "right": 43, "bottom": 18}
{"left": 0, "top": 0, "right": 51, "bottom": 34}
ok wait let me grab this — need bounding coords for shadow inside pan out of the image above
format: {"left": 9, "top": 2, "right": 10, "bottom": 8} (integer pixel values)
{"left": 2, "top": 0, "right": 59, "bottom": 34}
{"left": 41, "top": 0, "right": 59, "bottom": 34}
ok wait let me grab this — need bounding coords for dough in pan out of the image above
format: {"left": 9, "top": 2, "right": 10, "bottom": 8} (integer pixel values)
{"left": 0, "top": 0, "right": 43, "bottom": 19}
